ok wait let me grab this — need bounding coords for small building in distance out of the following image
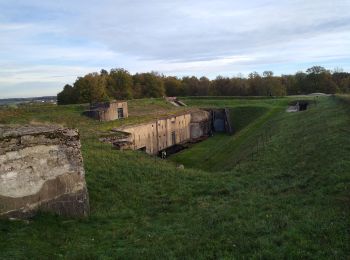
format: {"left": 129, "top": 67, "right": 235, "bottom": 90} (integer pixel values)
{"left": 83, "top": 100, "right": 128, "bottom": 121}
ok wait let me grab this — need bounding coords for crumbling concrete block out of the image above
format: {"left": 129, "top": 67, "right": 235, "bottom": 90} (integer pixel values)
{"left": 0, "top": 125, "right": 89, "bottom": 218}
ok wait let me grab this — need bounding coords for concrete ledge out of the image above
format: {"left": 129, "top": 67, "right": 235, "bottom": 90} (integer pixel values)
{"left": 0, "top": 125, "right": 89, "bottom": 219}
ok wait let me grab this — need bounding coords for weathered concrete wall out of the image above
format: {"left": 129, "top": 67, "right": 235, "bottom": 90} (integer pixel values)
{"left": 158, "top": 114, "right": 191, "bottom": 151}
{"left": 114, "top": 110, "right": 210, "bottom": 155}
{"left": 0, "top": 125, "right": 89, "bottom": 218}
{"left": 119, "top": 122, "right": 158, "bottom": 154}
{"left": 99, "top": 101, "right": 128, "bottom": 121}
{"left": 190, "top": 110, "right": 211, "bottom": 139}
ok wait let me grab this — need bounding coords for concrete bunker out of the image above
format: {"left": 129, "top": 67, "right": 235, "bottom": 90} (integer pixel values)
{"left": 83, "top": 100, "right": 128, "bottom": 121}
{"left": 286, "top": 100, "right": 310, "bottom": 112}
{"left": 102, "top": 108, "right": 232, "bottom": 156}
{"left": 0, "top": 125, "right": 89, "bottom": 219}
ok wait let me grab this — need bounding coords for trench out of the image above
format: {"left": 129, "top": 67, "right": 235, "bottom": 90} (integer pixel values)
{"left": 168, "top": 105, "right": 273, "bottom": 171}
{"left": 157, "top": 108, "right": 232, "bottom": 158}
{"left": 108, "top": 107, "right": 270, "bottom": 160}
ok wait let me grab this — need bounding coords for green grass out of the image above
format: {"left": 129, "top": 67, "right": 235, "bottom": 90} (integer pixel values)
{"left": 170, "top": 103, "right": 281, "bottom": 171}
{"left": 0, "top": 96, "right": 349, "bottom": 259}
{"left": 229, "top": 106, "right": 269, "bottom": 133}
{"left": 181, "top": 96, "right": 287, "bottom": 108}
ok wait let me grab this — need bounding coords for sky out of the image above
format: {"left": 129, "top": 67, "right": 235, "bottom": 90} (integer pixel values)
{"left": 1, "top": 0, "right": 350, "bottom": 98}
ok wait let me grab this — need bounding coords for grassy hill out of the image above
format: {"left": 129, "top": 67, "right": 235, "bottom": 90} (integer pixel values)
{"left": 169, "top": 105, "right": 272, "bottom": 171}
{"left": 0, "top": 96, "right": 349, "bottom": 259}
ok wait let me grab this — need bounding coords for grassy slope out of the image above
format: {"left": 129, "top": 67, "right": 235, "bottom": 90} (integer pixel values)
{"left": 170, "top": 105, "right": 272, "bottom": 171}
{"left": 0, "top": 96, "right": 349, "bottom": 259}
{"left": 170, "top": 97, "right": 288, "bottom": 171}
{"left": 229, "top": 106, "right": 269, "bottom": 133}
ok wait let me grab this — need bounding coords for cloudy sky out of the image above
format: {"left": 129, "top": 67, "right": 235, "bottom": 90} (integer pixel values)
{"left": 1, "top": 0, "right": 350, "bottom": 98}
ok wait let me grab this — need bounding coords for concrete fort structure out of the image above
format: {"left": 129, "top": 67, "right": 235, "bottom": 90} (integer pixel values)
{"left": 84, "top": 100, "right": 128, "bottom": 121}
{"left": 111, "top": 109, "right": 213, "bottom": 155}
{"left": 0, "top": 125, "right": 89, "bottom": 218}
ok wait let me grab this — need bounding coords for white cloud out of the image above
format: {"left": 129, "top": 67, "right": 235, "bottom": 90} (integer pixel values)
{"left": 0, "top": 0, "right": 350, "bottom": 97}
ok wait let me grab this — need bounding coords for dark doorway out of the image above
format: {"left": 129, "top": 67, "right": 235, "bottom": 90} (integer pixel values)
{"left": 211, "top": 109, "right": 226, "bottom": 132}
{"left": 171, "top": 131, "right": 176, "bottom": 145}
{"left": 213, "top": 119, "right": 225, "bottom": 132}
{"left": 118, "top": 108, "right": 124, "bottom": 118}
{"left": 298, "top": 102, "right": 309, "bottom": 111}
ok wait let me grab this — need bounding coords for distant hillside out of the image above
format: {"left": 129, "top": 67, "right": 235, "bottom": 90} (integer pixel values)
{"left": 0, "top": 96, "right": 57, "bottom": 106}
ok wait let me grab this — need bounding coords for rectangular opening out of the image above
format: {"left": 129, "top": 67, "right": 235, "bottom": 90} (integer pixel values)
{"left": 171, "top": 131, "right": 176, "bottom": 145}
{"left": 117, "top": 108, "right": 124, "bottom": 118}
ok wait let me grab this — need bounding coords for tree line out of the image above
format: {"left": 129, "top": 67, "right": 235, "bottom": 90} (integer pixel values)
{"left": 57, "top": 66, "right": 350, "bottom": 104}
